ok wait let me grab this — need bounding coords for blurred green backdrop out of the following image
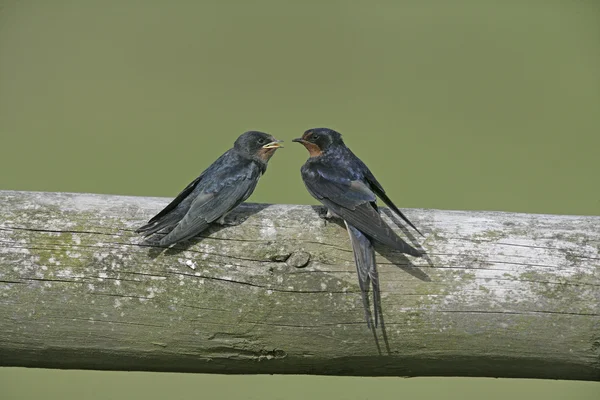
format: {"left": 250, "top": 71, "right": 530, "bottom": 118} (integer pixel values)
{"left": 1, "top": 0, "right": 598, "bottom": 399}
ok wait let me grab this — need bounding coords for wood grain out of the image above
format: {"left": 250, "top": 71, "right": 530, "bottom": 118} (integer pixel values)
{"left": 0, "top": 190, "right": 598, "bottom": 380}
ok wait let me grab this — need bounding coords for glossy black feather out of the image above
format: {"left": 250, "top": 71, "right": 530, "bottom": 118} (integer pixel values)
{"left": 294, "top": 127, "right": 423, "bottom": 329}
{"left": 343, "top": 144, "right": 423, "bottom": 237}
{"left": 137, "top": 131, "right": 279, "bottom": 247}
{"left": 301, "top": 160, "right": 422, "bottom": 257}
{"left": 136, "top": 172, "right": 207, "bottom": 236}
{"left": 364, "top": 172, "right": 424, "bottom": 237}
{"left": 158, "top": 162, "right": 261, "bottom": 246}
{"left": 345, "top": 222, "right": 379, "bottom": 328}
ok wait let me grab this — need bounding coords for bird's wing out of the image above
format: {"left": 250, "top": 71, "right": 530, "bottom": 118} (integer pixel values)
{"left": 345, "top": 221, "right": 380, "bottom": 328}
{"left": 136, "top": 151, "right": 237, "bottom": 236}
{"left": 345, "top": 148, "right": 423, "bottom": 237}
{"left": 135, "top": 173, "right": 206, "bottom": 236}
{"left": 303, "top": 164, "right": 422, "bottom": 257}
{"left": 158, "top": 163, "right": 261, "bottom": 246}
{"left": 363, "top": 169, "right": 423, "bottom": 236}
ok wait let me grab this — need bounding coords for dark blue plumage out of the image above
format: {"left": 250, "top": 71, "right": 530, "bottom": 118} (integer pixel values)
{"left": 293, "top": 128, "right": 423, "bottom": 328}
{"left": 137, "top": 131, "right": 282, "bottom": 247}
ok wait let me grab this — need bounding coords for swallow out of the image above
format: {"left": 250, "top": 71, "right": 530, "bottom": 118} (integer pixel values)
{"left": 137, "top": 131, "right": 283, "bottom": 247}
{"left": 293, "top": 128, "right": 422, "bottom": 328}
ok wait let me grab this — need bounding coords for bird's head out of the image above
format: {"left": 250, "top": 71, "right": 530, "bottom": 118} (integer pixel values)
{"left": 234, "top": 131, "right": 283, "bottom": 162}
{"left": 292, "top": 128, "right": 343, "bottom": 157}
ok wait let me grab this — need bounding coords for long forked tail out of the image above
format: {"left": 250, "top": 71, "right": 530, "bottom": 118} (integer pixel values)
{"left": 345, "top": 221, "right": 380, "bottom": 328}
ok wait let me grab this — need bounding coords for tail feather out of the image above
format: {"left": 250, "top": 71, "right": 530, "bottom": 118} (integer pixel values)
{"left": 345, "top": 221, "right": 379, "bottom": 328}
{"left": 368, "top": 254, "right": 380, "bottom": 329}
{"left": 326, "top": 200, "right": 423, "bottom": 258}
{"left": 135, "top": 213, "right": 182, "bottom": 238}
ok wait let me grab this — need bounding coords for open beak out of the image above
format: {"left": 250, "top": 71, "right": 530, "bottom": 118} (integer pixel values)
{"left": 262, "top": 140, "right": 284, "bottom": 149}
{"left": 291, "top": 138, "right": 305, "bottom": 143}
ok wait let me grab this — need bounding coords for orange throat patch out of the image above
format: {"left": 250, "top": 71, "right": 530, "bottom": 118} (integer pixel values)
{"left": 257, "top": 147, "right": 278, "bottom": 161}
{"left": 302, "top": 141, "right": 322, "bottom": 157}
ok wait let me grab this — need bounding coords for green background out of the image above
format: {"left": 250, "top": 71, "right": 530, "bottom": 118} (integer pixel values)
{"left": 1, "top": 0, "right": 598, "bottom": 398}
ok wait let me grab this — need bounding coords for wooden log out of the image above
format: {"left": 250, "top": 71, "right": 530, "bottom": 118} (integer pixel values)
{"left": 0, "top": 190, "right": 598, "bottom": 380}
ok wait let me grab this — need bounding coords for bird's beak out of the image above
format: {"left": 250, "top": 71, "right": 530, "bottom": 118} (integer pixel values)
{"left": 292, "top": 138, "right": 304, "bottom": 143}
{"left": 262, "top": 140, "right": 284, "bottom": 149}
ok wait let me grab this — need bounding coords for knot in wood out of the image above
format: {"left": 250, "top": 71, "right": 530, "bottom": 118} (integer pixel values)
{"left": 285, "top": 251, "right": 311, "bottom": 268}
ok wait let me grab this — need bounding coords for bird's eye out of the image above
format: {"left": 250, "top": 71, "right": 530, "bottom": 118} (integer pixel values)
{"left": 258, "top": 138, "right": 266, "bottom": 144}
{"left": 311, "top": 134, "right": 319, "bottom": 141}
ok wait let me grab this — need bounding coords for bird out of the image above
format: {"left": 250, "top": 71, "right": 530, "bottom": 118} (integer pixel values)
{"left": 137, "top": 131, "right": 283, "bottom": 247}
{"left": 292, "top": 127, "right": 423, "bottom": 328}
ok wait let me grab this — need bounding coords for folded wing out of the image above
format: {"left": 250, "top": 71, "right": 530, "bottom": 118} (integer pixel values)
{"left": 363, "top": 169, "right": 423, "bottom": 236}
{"left": 135, "top": 174, "right": 205, "bottom": 237}
{"left": 302, "top": 164, "right": 422, "bottom": 257}
{"left": 158, "top": 168, "right": 260, "bottom": 246}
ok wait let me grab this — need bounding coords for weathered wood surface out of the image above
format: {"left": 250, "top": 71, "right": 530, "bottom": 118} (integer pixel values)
{"left": 0, "top": 190, "right": 598, "bottom": 380}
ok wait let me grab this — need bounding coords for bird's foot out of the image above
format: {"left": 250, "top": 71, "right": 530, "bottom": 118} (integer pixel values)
{"left": 215, "top": 213, "right": 246, "bottom": 226}
{"left": 319, "top": 208, "right": 339, "bottom": 220}
{"left": 318, "top": 208, "right": 341, "bottom": 226}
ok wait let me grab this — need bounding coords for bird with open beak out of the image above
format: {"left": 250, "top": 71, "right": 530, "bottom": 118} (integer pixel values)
{"left": 293, "top": 128, "right": 423, "bottom": 328}
{"left": 137, "top": 131, "right": 283, "bottom": 247}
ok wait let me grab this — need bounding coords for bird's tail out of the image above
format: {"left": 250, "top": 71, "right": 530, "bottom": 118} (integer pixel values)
{"left": 345, "top": 221, "right": 380, "bottom": 329}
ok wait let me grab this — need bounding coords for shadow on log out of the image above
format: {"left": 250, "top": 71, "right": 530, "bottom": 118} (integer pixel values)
{"left": 0, "top": 190, "right": 598, "bottom": 381}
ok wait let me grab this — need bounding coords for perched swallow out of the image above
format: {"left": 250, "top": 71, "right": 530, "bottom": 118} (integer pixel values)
{"left": 137, "top": 131, "right": 283, "bottom": 247}
{"left": 293, "top": 128, "right": 422, "bottom": 328}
